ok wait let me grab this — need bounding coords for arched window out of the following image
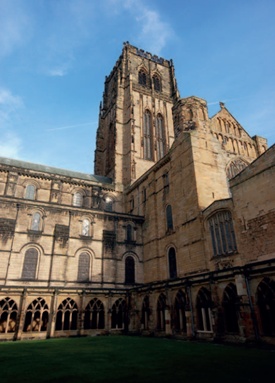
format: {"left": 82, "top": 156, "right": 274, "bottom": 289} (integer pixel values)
{"left": 82, "top": 219, "right": 90, "bottom": 236}
{"left": 0, "top": 297, "right": 18, "bottom": 334}
{"left": 31, "top": 212, "right": 42, "bottom": 231}
{"left": 196, "top": 287, "right": 213, "bottom": 332}
{"left": 126, "top": 224, "right": 133, "bottom": 242}
{"left": 166, "top": 205, "right": 173, "bottom": 231}
{"left": 104, "top": 196, "right": 113, "bottom": 212}
{"left": 222, "top": 283, "right": 239, "bottom": 333}
{"left": 143, "top": 110, "right": 153, "bottom": 160}
{"left": 111, "top": 298, "right": 127, "bottom": 329}
{"left": 73, "top": 192, "right": 83, "bottom": 207}
{"left": 84, "top": 298, "right": 105, "bottom": 330}
{"left": 25, "top": 184, "right": 36, "bottom": 200}
{"left": 141, "top": 296, "right": 150, "bottom": 330}
{"left": 257, "top": 278, "right": 275, "bottom": 336}
{"left": 226, "top": 158, "right": 248, "bottom": 179}
{"left": 208, "top": 211, "right": 237, "bottom": 256}
{"left": 174, "top": 290, "right": 187, "bottom": 333}
{"left": 168, "top": 247, "right": 177, "bottom": 279}
{"left": 22, "top": 248, "right": 38, "bottom": 280}
{"left": 152, "top": 74, "right": 161, "bottom": 92}
{"left": 23, "top": 297, "right": 49, "bottom": 332}
{"left": 77, "top": 252, "right": 90, "bottom": 282}
{"left": 156, "top": 114, "right": 166, "bottom": 160}
{"left": 138, "top": 69, "right": 147, "bottom": 86}
{"left": 156, "top": 293, "right": 166, "bottom": 331}
{"left": 125, "top": 256, "right": 135, "bottom": 284}
{"left": 55, "top": 298, "right": 78, "bottom": 331}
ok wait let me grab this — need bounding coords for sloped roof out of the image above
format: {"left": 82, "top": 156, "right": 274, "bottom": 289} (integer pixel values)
{"left": 0, "top": 156, "right": 112, "bottom": 184}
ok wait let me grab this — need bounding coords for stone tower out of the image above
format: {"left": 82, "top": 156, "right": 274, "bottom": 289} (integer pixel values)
{"left": 94, "top": 42, "right": 180, "bottom": 189}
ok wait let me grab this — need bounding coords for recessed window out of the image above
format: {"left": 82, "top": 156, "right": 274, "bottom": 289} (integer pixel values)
{"left": 152, "top": 74, "right": 161, "bottom": 92}
{"left": 0, "top": 298, "right": 18, "bottom": 334}
{"left": 168, "top": 247, "right": 177, "bottom": 278}
{"left": 143, "top": 110, "right": 153, "bottom": 160}
{"left": 138, "top": 69, "right": 147, "bottom": 86}
{"left": 104, "top": 197, "right": 113, "bottom": 212}
{"left": 196, "top": 287, "right": 213, "bottom": 332}
{"left": 208, "top": 210, "right": 237, "bottom": 256}
{"left": 156, "top": 114, "right": 166, "bottom": 160}
{"left": 125, "top": 256, "right": 135, "bottom": 284}
{"left": 166, "top": 204, "right": 173, "bottom": 231}
{"left": 31, "top": 212, "right": 42, "bottom": 231}
{"left": 22, "top": 248, "right": 38, "bottom": 280}
{"left": 73, "top": 192, "right": 83, "bottom": 207}
{"left": 23, "top": 298, "right": 49, "bottom": 332}
{"left": 77, "top": 252, "right": 90, "bottom": 282}
{"left": 25, "top": 185, "right": 36, "bottom": 200}
{"left": 82, "top": 219, "right": 90, "bottom": 236}
{"left": 55, "top": 298, "right": 78, "bottom": 331}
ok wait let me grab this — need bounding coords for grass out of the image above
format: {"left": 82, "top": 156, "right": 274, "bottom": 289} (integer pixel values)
{"left": 0, "top": 336, "right": 274, "bottom": 383}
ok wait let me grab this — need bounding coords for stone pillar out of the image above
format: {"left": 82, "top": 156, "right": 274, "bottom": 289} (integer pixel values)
{"left": 14, "top": 288, "right": 27, "bottom": 340}
{"left": 48, "top": 290, "right": 58, "bottom": 338}
{"left": 78, "top": 291, "right": 85, "bottom": 336}
{"left": 165, "top": 306, "right": 172, "bottom": 335}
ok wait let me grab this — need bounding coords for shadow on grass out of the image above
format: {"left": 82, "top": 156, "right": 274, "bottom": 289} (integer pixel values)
{"left": 0, "top": 336, "right": 274, "bottom": 383}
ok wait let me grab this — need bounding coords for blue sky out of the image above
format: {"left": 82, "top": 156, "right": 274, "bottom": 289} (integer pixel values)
{"left": 0, "top": 0, "right": 274, "bottom": 173}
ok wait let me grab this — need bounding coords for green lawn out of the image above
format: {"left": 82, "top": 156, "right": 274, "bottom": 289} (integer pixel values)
{"left": 0, "top": 336, "right": 273, "bottom": 383}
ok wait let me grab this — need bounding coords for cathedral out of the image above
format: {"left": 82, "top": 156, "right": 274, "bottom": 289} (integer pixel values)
{"left": 0, "top": 42, "right": 275, "bottom": 344}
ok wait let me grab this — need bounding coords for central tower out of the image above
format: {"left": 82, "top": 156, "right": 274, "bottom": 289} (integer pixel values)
{"left": 94, "top": 42, "right": 180, "bottom": 188}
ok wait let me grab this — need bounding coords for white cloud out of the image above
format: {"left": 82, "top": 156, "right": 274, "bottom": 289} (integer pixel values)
{"left": 109, "top": 0, "right": 173, "bottom": 54}
{"left": 0, "top": 88, "right": 24, "bottom": 123}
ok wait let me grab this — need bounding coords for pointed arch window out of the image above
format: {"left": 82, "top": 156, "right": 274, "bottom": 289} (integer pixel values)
{"left": 222, "top": 283, "right": 239, "bottom": 333}
{"left": 23, "top": 297, "right": 49, "bottom": 332}
{"left": 0, "top": 297, "right": 18, "bottom": 334}
{"left": 257, "top": 278, "right": 275, "bottom": 336}
{"left": 143, "top": 110, "right": 153, "bottom": 160}
{"left": 138, "top": 69, "right": 147, "bottom": 86}
{"left": 84, "top": 298, "right": 105, "bottom": 330}
{"left": 168, "top": 247, "right": 177, "bottom": 279}
{"left": 22, "top": 248, "right": 38, "bottom": 280}
{"left": 208, "top": 210, "right": 237, "bottom": 256}
{"left": 153, "top": 74, "right": 161, "bottom": 92}
{"left": 55, "top": 298, "right": 78, "bottom": 331}
{"left": 125, "top": 255, "right": 135, "bottom": 284}
{"left": 25, "top": 184, "right": 36, "bottom": 200}
{"left": 77, "top": 252, "right": 90, "bottom": 282}
{"left": 111, "top": 298, "right": 127, "bottom": 329}
{"left": 174, "top": 290, "right": 187, "bottom": 333}
{"left": 196, "top": 287, "right": 213, "bottom": 332}
{"left": 31, "top": 212, "right": 42, "bottom": 231}
{"left": 141, "top": 296, "right": 150, "bottom": 330}
{"left": 157, "top": 293, "right": 166, "bottom": 331}
{"left": 156, "top": 114, "right": 166, "bottom": 160}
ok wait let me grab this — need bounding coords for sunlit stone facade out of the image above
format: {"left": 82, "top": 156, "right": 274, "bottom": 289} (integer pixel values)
{"left": 0, "top": 43, "right": 274, "bottom": 344}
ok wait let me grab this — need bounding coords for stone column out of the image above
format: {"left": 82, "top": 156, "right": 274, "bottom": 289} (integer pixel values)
{"left": 14, "top": 288, "right": 27, "bottom": 340}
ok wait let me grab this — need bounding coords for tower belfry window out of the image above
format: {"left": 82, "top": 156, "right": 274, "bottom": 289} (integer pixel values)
{"left": 138, "top": 70, "right": 147, "bottom": 86}
{"left": 153, "top": 75, "right": 161, "bottom": 92}
{"left": 143, "top": 110, "right": 153, "bottom": 160}
{"left": 156, "top": 114, "right": 166, "bottom": 160}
